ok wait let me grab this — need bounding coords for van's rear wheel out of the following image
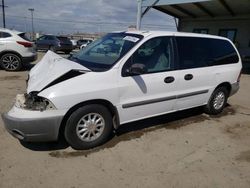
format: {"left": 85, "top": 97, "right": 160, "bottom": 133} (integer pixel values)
{"left": 64, "top": 104, "right": 113, "bottom": 150}
{"left": 204, "top": 87, "right": 229, "bottom": 115}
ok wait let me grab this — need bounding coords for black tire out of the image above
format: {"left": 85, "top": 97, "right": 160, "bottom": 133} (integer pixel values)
{"left": 64, "top": 104, "right": 113, "bottom": 150}
{"left": 204, "top": 87, "right": 229, "bottom": 115}
{"left": 0, "top": 53, "right": 22, "bottom": 71}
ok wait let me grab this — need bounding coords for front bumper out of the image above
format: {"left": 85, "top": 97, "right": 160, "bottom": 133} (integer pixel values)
{"left": 1, "top": 106, "right": 66, "bottom": 142}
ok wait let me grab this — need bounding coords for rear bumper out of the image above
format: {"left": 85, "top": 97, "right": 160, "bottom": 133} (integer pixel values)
{"left": 230, "top": 82, "right": 240, "bottom": 96}
{"left": 1, "top": 106, "right": 65, "bottom": 142}
{"left": 22, "top": 53, "right": 37, "bottom": 63}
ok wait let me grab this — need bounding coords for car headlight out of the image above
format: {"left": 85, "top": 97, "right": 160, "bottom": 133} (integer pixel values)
{"left": 15, "top": 92, "right": 56, "bottom": 111}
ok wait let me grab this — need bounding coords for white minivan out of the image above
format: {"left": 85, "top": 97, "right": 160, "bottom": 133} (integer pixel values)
{"left": 2, "top": 31, "right": 242, "bottom": 150}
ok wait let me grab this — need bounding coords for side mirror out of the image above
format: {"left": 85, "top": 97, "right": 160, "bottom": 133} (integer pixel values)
{"left": 128, "top": 63, "right": 147, "bottom": 76}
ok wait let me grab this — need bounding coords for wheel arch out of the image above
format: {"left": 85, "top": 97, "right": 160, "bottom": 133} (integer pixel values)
{"left": 214, "top": 82, "right": 232, "bottom": 95}
{"left": 0, "top": 50, "right": 22, "bottom": 60}
{"left": 58, "top": 99, "right": 120, "bottom": 140}
{"left": 204, "top": 82, "right": 231, "bottom": 115}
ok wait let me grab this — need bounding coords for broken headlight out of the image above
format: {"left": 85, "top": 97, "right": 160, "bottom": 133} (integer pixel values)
{"left": 15, "top": 92, "right": 56, "bottom": 111}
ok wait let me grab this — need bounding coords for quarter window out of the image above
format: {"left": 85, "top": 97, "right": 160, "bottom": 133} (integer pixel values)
{"left": 211, "top": 39, "right": 239, "bottom": 65}
{"left": 123, "top": 37, "right": 173, "bottom": 76}
{"left": 18, "top": 33, "right": 31, "bottom": 41}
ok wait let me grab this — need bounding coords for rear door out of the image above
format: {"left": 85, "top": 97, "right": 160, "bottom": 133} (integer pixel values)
{"left": 118, "top": 36, "right": 180, "bottom": 124}
{"left": 57, "top": 37, "right": 72, "bottom": 49}
{"left": 36, "top": 35, "right": 48, "bottom": 50}
{"left": 174, "top": 36, "right": 214, "bottom": 110}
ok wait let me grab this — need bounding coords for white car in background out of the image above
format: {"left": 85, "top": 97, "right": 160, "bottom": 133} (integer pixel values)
{"left": 0, "top": 28, "right": 37, "bottom": 71}
{"left": 70, "top": 39, "right": 77, "bottom": 49}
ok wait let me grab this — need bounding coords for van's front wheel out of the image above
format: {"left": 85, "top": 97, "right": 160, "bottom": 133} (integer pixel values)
{"left": 64, "top": 104, "right": 113, "bottom": 150}
{"left": 204, "top": 87, "right": 229, "bottom": 115}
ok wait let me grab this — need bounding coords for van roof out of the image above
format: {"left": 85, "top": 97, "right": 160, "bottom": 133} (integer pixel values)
{"left": 124, "top": 30, "right": 229, "bottom": 41}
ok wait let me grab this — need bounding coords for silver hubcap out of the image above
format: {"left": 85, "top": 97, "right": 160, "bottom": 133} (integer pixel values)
{"left": 2, "top": 55, "right": 20, "bottom": 70}
{"left": 76, "top": 113, "right": 105, "bottom": 142}
{"left": 213, "top": 91, "right": 225, "bottom": 110}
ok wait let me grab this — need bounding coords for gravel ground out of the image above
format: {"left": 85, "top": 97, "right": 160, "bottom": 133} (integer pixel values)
{"left": 0, "top": 52, "right": 250, "bottom": 188}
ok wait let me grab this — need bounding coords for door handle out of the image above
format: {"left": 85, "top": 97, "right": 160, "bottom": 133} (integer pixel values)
{"left": 184, "top": 74, "right": 193, "bottom": 81}
{"left": 164, "top": 76, "right": 175, "bottom": 83}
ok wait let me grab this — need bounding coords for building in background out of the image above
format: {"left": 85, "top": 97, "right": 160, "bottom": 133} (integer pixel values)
{"left": 138, "top": 0, "right": 250, "bottom": 61}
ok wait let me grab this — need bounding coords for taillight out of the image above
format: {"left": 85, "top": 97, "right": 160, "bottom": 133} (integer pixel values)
{"left": 237, "top": 70, "right": 242, "bottom": 82}
{"left": 17, "top": 41, "right": 33, "bottom": 48}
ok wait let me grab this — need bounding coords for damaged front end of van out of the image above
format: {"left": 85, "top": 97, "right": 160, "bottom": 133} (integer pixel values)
{"left": 1, "top": 51, "right": 89, "bottom": 141}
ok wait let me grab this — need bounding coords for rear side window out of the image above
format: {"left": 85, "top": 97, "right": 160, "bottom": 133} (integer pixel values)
{"left": 211, "top": 39, "right": 239, "bottom": 65}
{"left": 18, "top": 33, "right": 31, "bottom": 41}
{"left": 176, "top": 37, "right": 239, "bottom": 69}
{"left": 0, "top": 32, "right": 12, "bottom": 38}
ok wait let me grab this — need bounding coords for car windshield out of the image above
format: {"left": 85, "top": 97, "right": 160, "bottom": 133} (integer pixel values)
{"left": 69, "top": 33, "right": 143, "bottom": 72}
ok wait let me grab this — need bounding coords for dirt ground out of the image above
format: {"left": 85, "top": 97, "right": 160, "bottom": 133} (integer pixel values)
{"left": 0, "top": 53, "right": 250, "bottom": 188}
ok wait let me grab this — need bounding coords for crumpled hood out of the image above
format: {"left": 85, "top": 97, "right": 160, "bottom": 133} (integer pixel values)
{"left": 27, "top": 51, "right": 90, "bottom": 93}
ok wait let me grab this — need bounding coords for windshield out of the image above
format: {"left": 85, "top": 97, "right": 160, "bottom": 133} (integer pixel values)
{"left": 69, "top": 33, "right": 143, "bottom": 72}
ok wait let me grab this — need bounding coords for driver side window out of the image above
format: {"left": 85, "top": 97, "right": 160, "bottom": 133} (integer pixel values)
{"left": 122, "top": 37, "right": 173, "bottom": 76}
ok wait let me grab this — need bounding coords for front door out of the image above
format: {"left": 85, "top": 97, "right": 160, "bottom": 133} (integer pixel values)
{"left": 118, "top": 36, "right": 179, "bottom": 124}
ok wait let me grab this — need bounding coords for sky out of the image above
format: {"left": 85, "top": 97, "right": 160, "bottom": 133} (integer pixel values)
{"left": 2, "top": 0, "right": 176, "bottom": 34}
